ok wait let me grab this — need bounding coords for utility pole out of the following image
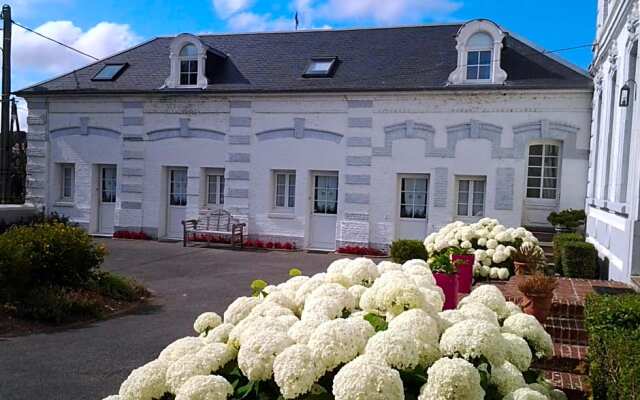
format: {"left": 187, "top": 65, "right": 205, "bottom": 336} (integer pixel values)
{"left": 0, "top": 4, "right": 11, "bottom": 203}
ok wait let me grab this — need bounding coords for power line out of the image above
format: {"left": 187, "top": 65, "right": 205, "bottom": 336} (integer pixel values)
{"left": 11, "top": 20, "right": 99, "bottom": 61}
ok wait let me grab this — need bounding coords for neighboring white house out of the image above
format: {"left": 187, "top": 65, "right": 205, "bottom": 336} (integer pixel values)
{"left": 587, "top": 0, "right": 639, "bottom": 283}
{"left": 17, "top": 19, "right": 592, "bottom": 251}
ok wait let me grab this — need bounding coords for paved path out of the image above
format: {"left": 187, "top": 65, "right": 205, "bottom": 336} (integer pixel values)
{"left": 0, "top": 239, "right": 342, "bottom": 400}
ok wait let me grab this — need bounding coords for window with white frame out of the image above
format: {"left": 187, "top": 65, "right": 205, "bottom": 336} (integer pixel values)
{"left": 60, "top": 164, "right": 75, "bottom": 201}
{"left": 466, "top": 32, "right": 493, "bottom": 81}
{"left": 456, "top": 176, "right": 486, "bottom": 217}
{"left": 206, "top": 173, "right": 225, "bottom": 206}
{"left": 274, "top": 171, "right": 296, "bottom": 209}
{"left": 400, "top": 176, "right": 428, "bottom": 219}
{"left": 526, "top": 143, "right": 560, "bottom": 200}
{"left": 179, "top": 44, "right": 198, "bottom": 86}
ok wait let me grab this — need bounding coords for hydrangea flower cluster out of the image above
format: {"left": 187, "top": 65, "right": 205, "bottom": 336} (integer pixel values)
{"left": 423, "top": 218, "right": 544, "bottom": 280}
{"left": 106, "top": 256, "right": 563, "bottom": 400}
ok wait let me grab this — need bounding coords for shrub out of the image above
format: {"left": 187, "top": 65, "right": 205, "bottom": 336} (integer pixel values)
{"left": 16, "top": 286, "right": 104, "bottom": 323}
{"left": 0, "top": 211, "right": 74, "bottom": 234}
{"left": 547, "top": 208, "right": 586, "bottom": 229}
{"left": 113, "top": 230, "right": 151, "bottom": 240}
{"left": 390, "top": 239, "right": 427, "bottom": 264}
{"left": 337, "top": 245, "right": 386, "bottom": 256}
{"left": 552, "top": 232, "right": 584, "bottom": 268}
{"left": 90, "top": 271, "right": 147, "bottom": 302}
{"left": 560, "top": 241, "right": 597, "bottom": 278}
{"left": 0, "top": 223, "right": 106, "bottom": 302}
{"left": 585, "top": 294, "right": 640, "bottom": 399}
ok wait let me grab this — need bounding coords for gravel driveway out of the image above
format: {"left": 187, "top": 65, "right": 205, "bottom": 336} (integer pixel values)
{"left": 0, "top": 239, "right": 343, "bottom": 400}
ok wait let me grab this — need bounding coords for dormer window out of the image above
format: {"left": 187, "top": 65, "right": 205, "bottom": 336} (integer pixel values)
{"left": 179, "top": 44, "right": 198, "bottom": 86}
{"left": 303, "top": 57, "right": 338, "bottom": 78}
{"left": 448, "top": 19, "right": 508, "bottom": 85}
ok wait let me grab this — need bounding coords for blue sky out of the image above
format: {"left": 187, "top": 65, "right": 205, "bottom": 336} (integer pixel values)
{"left": 8, "top": 0, "right": 596, "bottom": 100}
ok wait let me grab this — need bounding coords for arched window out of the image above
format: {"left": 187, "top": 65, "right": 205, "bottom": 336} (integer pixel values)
{"left": 179, "top": 44, "right": 198, "bottom": 86}
{"left": 466, "top": 32, "right": 493, "bottom": 81}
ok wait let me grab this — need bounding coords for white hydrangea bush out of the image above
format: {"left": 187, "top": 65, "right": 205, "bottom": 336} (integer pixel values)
{"left": 423, "top": 218, "right": 544, "bottom": 281}
{"left": 106, "top": 257, "right": 563, "bottom": 400}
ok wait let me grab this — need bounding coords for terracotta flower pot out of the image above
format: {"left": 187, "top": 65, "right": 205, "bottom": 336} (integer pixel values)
{"left": 434, "top": 272, "right": 459, "bottom": 310}
{"left": 520, "top": 292, "right": 554, "bottom": 323}
{"left": 452, "top": 254, "right": 475, "bottom": 294}
{"left": 513, "top": 261, "right": 530, "bottom": 276}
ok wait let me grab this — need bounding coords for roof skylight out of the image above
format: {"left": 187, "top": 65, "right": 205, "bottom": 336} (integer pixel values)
{"left": 303, "top": 57, "right": 337, "bottom": 78}
{"left": 92, "top": 63, "right": 128, "bottom": 81}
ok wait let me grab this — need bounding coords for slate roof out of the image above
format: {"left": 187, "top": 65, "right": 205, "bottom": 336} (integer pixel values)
{"left": 16, "top": 23, "right": 592, "bottom": 96}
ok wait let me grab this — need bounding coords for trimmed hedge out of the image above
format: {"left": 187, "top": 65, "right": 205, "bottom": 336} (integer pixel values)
{"left": 585, "top": 294, "right": 640, "bottom": 399}
{"left": 552, "top": 232, "right": 584, "bottom": 268}
{"left": 560, "top": 241, "right": 597, "bottom": 278}
{"left": 390, "top": 239, "right": 427, "bottom": 264}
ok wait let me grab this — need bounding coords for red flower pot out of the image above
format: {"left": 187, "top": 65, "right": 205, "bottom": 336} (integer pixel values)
{"left": 452, "top": 254, "right": 475, "bottom": 294}
{"left": 434, "top": 272, "right": 459, "bottom": 310}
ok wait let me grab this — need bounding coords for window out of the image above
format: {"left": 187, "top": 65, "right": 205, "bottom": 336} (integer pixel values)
{"left": 526, "top": 144, "right": 560, "bottom": 200}
{"left": 313, "top": 175, "right": 338, "bottom": 214}
{"left": 169, "top": 169, "right": 187, "bottom": 206}
{"left": 303, "top": 57, "right": 338, "bottom": 78}
{"left": 466, "top": 50, "right": 492, "bottom": 80}
{"left": 448, "top": 21, "right": 506, "bottom": 85}
{"left": 179, "top": 44, "right": 198, "bottom": 86}
{"left": 92, "top": 63, "right": 128, "bottom": 81}
{"left": 603, "top": 71, "right": 617, "bottom": 200}
{"left": 400, "top": 177, "right": 428, "bottom": 219}
{"left": 101, "top": 166, "right": 117, "bottom": 203}
{"left": 456, "top": 177, "right": 485, "bottom": 217}
{"left": 206, "top": 174, "right": 225, "bottom": 206}
{"left": 274, "top": 171, "right": 296, "bottom": 209}
{"left": 60, "top": 164, "right": 74, "bottom": 201}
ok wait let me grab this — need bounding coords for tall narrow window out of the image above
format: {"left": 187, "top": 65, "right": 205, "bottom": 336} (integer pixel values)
{"left": 60, "top": 164, "right": 75, "bottom": 201}
{"left": 169, "top": 169, "right": 187, "bottom": 206}
{"left": 456, "top": 177, "right": 486, "bottom": 217}
{"left": 526, "top": 144, "right": 560, "bottom": 200}
{"left": 591, "top": 91, "right": 604, "bottom": 198}
{"left": 466, "top": 32, "right": 493, "bottom": 81}
{"left": 603, "top": 71, "right": 617, "bottom": 200}
{"left": 101, "top": 166, "right": 117, "bottom": 203}
{"left": 400, "top": 177, "right": 428, "bottom": 219}
{"left": 179, "top": 44, "right": 198, "bottom": 86}
{"left": 206, "top": 173, "right": 225, "bottom": 206}
{"left": 274, "top": 171, "right": 296, "bottom": 209}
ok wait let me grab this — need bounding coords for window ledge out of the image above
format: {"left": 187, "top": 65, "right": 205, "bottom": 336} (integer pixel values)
{"left": 54, "top": 201, "right": 74, "bottom": 207}
{"left": 268, "top": 212, "right": 296, "bottom": 220}
{"left": 607, "top": 201, "right": 628, "bottom": 215}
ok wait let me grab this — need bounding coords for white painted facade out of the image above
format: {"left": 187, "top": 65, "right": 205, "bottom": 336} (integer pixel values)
{"left": 587, "top": 0, "right": 640, "bottom": 283}
{"left": 23, "top": 89, "right": 592, "bottom": 250}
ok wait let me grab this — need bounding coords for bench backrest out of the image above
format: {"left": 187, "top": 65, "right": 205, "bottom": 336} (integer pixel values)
{"left": 196, "top": 209, "right": 238, "bottom": 231}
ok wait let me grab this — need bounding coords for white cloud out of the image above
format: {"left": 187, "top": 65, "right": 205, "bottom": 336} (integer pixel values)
{"left": 227, "top": 12, "right": 294, "bottom": 32}
{"left": 13, "top": 20, "right": 141, "bottom": 74}
{"left": 212, "top": 0, "right": 254, "bottom": 19}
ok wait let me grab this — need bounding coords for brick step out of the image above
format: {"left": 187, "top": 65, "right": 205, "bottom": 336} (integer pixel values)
{"left": 549, "top": 301, "right": 584, "bottom": 320}
{"left": 543, "top": 370, "right": 589, "bottom": 400}
{"left": 533, "top": 343, "right": 588, "bottom": 374}
{"left": 543, "top": 317, "right": 588, "bottom": 346}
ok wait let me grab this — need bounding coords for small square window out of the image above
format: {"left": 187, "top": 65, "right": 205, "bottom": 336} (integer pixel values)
{"left": 303, "top": 57, "right": 337, "bottom": 78}
{"left": 92, "top": 63, "right": 128, "bottom": 81}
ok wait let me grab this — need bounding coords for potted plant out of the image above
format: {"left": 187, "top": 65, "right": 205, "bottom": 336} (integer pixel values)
{"left": 547, "top": 209, "right": 586, "bottom": 233}
{"left": 447, "top": 247, "right": 475, "bottom": 294}
{"left": 512, "top": 243, "right": 546, "bottom": 276}
{"left": 517, "top": 273, "right": 558, "bottom": 323}
{"left": 430, "top": 254, "right": 459, "bottom": 310}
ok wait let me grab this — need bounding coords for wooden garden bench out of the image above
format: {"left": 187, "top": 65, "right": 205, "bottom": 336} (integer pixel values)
{"left": 182, "top": 209, "right": 245, "bottom": 248}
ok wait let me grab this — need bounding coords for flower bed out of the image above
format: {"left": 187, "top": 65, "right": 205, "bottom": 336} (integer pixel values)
{"left": 106, "top": 257, "right": 566, "bottom": 400}
{"left": 243, "top": 240, "right": 297, "bottom": 251}
{"left": 114, "top": 230, "right": 152, "bottom": 240}
{"left": 336, "top": 245, "right": 386, "bottom": 257}
{"left": 424, "top": 218, "right": 545, "bottom": 281}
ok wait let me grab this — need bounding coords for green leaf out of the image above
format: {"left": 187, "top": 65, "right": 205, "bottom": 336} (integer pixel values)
{"left": 363, "top": 312, "right": 388, "bottom": 332}
{"left": 236, "top": 381, "right": 255, "bottom": 399}
{"left": 289, "top": 268, "right": 302, "bottom": 277}
{"left": 250, "top": 279, "right": 268, "bottom": 297}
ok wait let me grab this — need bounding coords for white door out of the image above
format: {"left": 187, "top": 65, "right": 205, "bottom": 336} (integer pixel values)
{"left": 98, "top": 165, "right": 117, "bottom": 234}
{"left": 309, "top": 173, "right": 338, "bottom": 250}
{"left": 166, "top": 168, "right": 188, "bottom": 239}
{"left": 524, "top": 143, "right": 561, "bottom": 226}
{"left": 397, "top": 175, "right": 429, "bottom": 240}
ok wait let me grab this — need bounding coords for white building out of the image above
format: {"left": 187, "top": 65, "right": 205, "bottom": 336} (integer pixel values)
{"left": 17, "top": 19, "right": 592, "bottom": 251}
{"left": 587, "top": 0, "right": 639, "bottom": 283}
